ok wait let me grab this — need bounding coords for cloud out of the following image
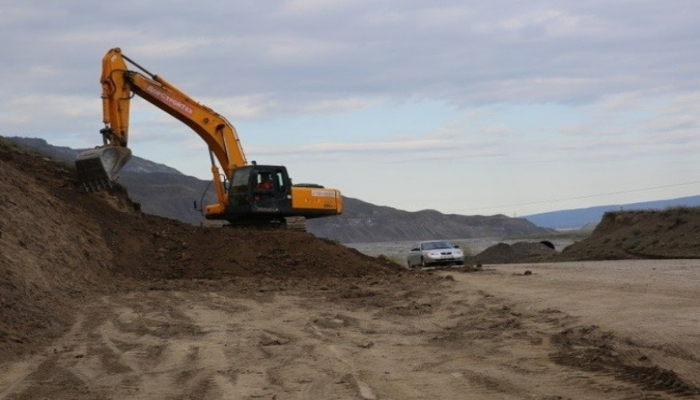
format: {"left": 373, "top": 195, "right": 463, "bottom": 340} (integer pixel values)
{"left": 202, "top": 94, "right": 384, "bottom": 120}
{"left": 657, "top": 92, "right": 700, "bottom": 118}
{"left": 247, "top": 135, "right": 506, "bottom": 163}
{"left": 127, "top": 40, "right": 217, "bottom": 59}
{"left": 0, "top": 94, "right": 98, "bottom": 142}
{"left": 7, "top": 1, "right": 698, "bottom": 116}
{"left": 251, "top": 139, "right": 455, "bottom": 155}
{"left": 416, "top": 6, "right": 474, "bottom": 28}
{"left": 283, "top": 0, "right": 354, "bottom": 14}
{"left": 260, "top": 36, "right": 348, "bottom": 67}
{"left": 475, "top": 8, "right": 604, "bottom": 38}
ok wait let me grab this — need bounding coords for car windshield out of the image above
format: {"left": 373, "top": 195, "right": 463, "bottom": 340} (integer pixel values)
{"left": 422, "top": 241, "right": 453, "bottom": 250}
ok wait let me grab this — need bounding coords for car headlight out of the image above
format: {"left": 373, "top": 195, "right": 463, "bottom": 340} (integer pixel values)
{"left": 454, "top": 250, "right": 464, "bottom": 257}
{"left": 426, "top": 251, "right": 441, "bottom": 257}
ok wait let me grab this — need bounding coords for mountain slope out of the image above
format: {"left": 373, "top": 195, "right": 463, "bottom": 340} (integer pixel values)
{"left": 308, "top": 197, "right": 551, "bottom": 243}
{"left": 119, "top": 172, "right": 217, "bottom": 225}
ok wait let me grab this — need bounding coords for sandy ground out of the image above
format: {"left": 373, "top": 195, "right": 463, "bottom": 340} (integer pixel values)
{"left": 1, "top": 260, "right": 698, "bottom": 400}
{"left": 454, "top": 259, "right": 700, "bottom": 353}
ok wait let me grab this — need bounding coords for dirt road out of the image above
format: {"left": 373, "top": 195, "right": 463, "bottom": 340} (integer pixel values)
{"left": 1, "top": 260, "right": 698, "bottom": 399}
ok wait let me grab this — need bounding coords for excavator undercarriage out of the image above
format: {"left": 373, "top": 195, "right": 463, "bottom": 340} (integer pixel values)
{"left": 222, "top": 216, "right": 308, "bottom": 232}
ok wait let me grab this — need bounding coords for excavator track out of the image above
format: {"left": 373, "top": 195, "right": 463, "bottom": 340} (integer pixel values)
{"left": 223, "top": 217, "right": 307, "bottom": 232}
{"left": 282, "top": 217, "right": 307, "bottom": 232}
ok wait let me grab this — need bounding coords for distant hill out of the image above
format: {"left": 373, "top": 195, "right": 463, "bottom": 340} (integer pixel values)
{"left": 524, "top": 196, "right": 700, "bottom": 229}
{"left": 307, "top": 197, "right": 551, "bottom": 243}
{"left": 119, "top": 172, "right": 218, "bottom": 225}
{"left": 4, "top": 136, "right": 553, "bottom": 243}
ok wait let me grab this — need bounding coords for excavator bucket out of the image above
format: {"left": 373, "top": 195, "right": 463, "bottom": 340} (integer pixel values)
{"left": 75, "top": 146, "right": 132, "bottom": 191}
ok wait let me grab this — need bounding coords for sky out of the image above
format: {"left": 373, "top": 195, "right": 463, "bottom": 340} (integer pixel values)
{"left": 2, "top": 0, "right": 700, "bottom": 217}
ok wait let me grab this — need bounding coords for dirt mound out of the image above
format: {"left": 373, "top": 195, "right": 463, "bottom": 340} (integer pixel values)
{"left": 101, "top": 216, "right": 401, "bottom": 282}
{"left": 471, "top": 241, "right": 558, "bottom": 264}
{"left": 561, "top": 208, "right": 700, "bottom": 260}
{"left": 0, "top": 138, "right": 410, "bottom": 360}
{"left": 472, "top": 208, "right": 700, "bottom": 263}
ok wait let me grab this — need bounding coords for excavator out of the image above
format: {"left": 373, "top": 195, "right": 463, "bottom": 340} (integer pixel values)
{"left": 75, "top": 47, "right": 342, "bottom": 229}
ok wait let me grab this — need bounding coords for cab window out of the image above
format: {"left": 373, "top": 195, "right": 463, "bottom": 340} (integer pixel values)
{"left": 274, "top": 170, "right": 286, "bottom": 192}
{"left": 230, "top": 169, "right": 251, "bottom": 195}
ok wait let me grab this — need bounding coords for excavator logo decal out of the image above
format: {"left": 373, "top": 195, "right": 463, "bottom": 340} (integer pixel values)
{"left": 145, "top": 85, "right": 194, "bottom": 116}
{"left": 311, "top": 189, "right": 337, "bottom": 198}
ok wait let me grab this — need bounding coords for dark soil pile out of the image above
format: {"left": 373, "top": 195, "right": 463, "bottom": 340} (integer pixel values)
{"left": 0, "top": 138, "right": 412, "bottom": 360}
{"left": 470, "top": 241, "right": 558, "bottom": 264}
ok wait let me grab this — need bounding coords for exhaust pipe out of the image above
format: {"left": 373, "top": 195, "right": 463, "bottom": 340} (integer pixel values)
{"left": 75, "top": 146, "right": 132, "bottom": 191}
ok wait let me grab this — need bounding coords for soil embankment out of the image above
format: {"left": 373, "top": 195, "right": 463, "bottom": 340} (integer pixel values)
{"left": 560, "top": 208, "right": 700, "bottom": 260}
{"left": 0, "top": 138, "right": 410, "bottom": 361}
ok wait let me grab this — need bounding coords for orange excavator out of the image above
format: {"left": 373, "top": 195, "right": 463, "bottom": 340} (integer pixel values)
{"left": 76, "top": 47, "right": 342, "bottom": 229}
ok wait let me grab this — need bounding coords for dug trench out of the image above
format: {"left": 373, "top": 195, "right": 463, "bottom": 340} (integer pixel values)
{"left": 1, "top": 139, "right": 699, "bottom": 399}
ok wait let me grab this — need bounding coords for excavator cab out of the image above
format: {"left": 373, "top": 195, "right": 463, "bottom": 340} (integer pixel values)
{"left": 225, "top": 165, "right": 294, "bottom": 225}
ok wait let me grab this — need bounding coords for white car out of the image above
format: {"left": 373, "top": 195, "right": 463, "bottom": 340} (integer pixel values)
{"left": 406, "top": 240, "right": 465, "bottom": 268}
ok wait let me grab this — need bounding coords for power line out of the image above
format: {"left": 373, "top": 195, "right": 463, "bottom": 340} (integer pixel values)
{"left": 453, "top": 180, "right": 700, "bottom": 213}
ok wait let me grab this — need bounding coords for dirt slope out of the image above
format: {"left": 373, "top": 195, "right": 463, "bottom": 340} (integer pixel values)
{"left": 561, "top": 208, "right": 700, "bottom": 260}
{"left": 0, "top": 138, "right": 408, "bottom": 360}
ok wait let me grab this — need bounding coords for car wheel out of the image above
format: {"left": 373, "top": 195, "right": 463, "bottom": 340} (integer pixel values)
{"left": 406, "top": 260, "right": 412, "bottom": 268}
{"left": 420, "top": 257, "right": 427, "bottom": 268}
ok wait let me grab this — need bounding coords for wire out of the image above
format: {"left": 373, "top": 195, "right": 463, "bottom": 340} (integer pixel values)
{"left": 453, "top": 180, "right": 700, "bottom": 213}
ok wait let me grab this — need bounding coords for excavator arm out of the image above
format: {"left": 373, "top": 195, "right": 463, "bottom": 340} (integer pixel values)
{"left": 78, "top": 48, "right": 247, "bottom": 214}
